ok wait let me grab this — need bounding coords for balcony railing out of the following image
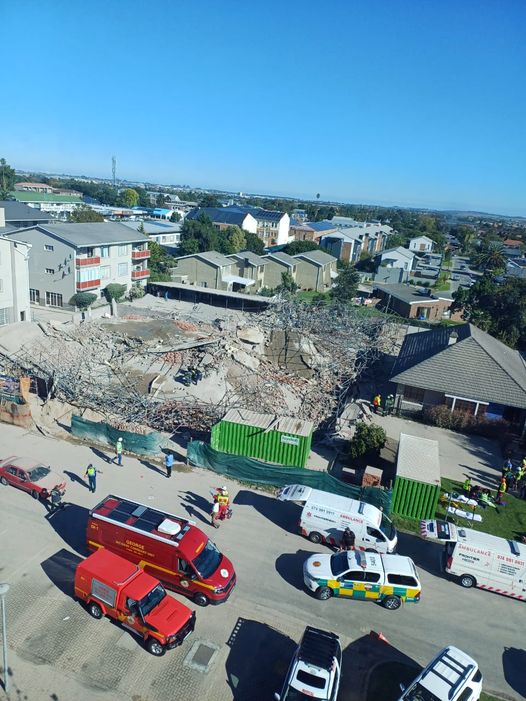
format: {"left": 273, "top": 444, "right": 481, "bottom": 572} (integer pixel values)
{"left": 131, "top": 249, "right": 150, "bottom": 260}
{"left": 76, "top": 256, "right": 101, "bottom": 267}
{"left": 131, "top": 269, "right": 150, "bottom": 280}
{"left": 76, "top": 279, "right": 100, "bottom": 290}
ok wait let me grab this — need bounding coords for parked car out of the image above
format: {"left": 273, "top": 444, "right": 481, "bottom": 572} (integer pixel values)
{"left": 275, "top": 626, "right": 342, "bottom": 701}
{"left": 398, "top": 645, "right": 482, "bottom": 701}
{"left": 0, "top": 456, "right": 66, "bottom": 501}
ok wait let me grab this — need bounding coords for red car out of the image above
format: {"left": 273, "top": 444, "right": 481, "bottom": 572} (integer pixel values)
{"left": 0, "top": 456, "right": 66, "bottom": 501}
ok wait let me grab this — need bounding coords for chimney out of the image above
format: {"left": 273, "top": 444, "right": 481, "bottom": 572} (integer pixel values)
{"left": 448, "top": 331, "right": 459, "bottom": 345}
{"left": 0, "top": 207, "right": 5, "bottom": 229}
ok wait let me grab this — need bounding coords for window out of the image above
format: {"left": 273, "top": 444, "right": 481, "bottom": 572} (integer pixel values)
{"left": 366, "top": 527, "right": 384, "bottom": 540}
{"left": 0, "top": 308, "right": 8, "bottom": 326}
{"left": 403, "top": 385, "right": 425, "bottom": 403}
{"left": 45, "top": 292, "right": 63, "bottom": 307}
{"left": 118, "top": 262, "right": 128, "bottom": 276}
{"left": 118, "top": 244, "right": 128, "bottom": 256}
{"left": 100, "top": 265, "right": 111, "bottom": 280}
{"left": 77, "top": 267, "right": 100, "bottom": 283}
{"left": 44, "top": 244, "right": 54, "bottom": 252}
{"left": 45, "top": 268, "right": 55, "bottom": 275}
{"left": 100, "top": 246, "right": 110, "bottom": 258}
{"left": 386, "top": 574, "right": 418, "bottom": 587}
{"left": 30, "top": 289, "right": 40, "bottom": 303}
{"left": 0, "top": 279, "right": 3, "bottom": 293}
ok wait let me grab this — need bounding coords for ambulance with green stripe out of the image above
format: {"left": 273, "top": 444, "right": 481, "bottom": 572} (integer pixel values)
{"left": 303, "top": 550, "right": 421, "bottom": 610}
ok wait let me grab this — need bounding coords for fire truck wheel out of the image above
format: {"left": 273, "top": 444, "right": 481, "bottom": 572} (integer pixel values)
{"left": 147, "top": 638, "right": 166, "bottom": 656}
{"left": 193, "top": 592, "right": 209, "bottom": 607}
{"left": 88, "top": 602, "right": 103, "bottom": 619}
{"left": 0, "top": 477, "right": 7, "bottom": 486}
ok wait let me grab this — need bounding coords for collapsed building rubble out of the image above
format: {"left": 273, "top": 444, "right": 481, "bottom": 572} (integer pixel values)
{"left": 0, "top": 295, "right": 401, "bottom": 436}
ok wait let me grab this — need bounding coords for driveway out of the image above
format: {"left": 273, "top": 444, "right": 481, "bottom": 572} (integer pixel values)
{"left": 0, "top": 422, "right": 522, "bottom": 700}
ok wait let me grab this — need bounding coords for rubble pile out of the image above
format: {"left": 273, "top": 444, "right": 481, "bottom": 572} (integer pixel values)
{"left": 0, "top": 298, "right": 400, "bottom": 435}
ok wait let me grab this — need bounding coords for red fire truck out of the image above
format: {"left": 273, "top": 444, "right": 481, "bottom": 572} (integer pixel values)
{"left": 74, "top": 548, "right": 195, "bottom": 656}
{"left": 87, "top": 494, "right": 236, "bottom": 606}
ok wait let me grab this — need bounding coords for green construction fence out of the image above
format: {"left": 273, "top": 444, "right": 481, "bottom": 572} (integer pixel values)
{"left": 187, "top": 440, "right": 392, "bottom": 514}
{"left": 71, "top": 415, "right": 164, "bottom": 456}
{"left": 391, "top": 476, "right": 440, "bottom": 520}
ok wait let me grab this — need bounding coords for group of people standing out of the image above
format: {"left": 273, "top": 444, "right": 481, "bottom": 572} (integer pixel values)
{"left": 372, "top": 393, "right": 395, "bottom": 415}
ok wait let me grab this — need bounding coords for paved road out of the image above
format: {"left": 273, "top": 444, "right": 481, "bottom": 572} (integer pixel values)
{"left": 0, "top": 423, "right": 524, "bottom": 701}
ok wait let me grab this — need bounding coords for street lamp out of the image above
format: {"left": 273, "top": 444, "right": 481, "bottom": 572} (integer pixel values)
{"left": 0, "top": 582, "right": 9, "bottom": 695}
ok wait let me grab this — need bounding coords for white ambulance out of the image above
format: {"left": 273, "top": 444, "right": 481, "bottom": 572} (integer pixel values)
{"left": 276, "top": 484, "right": 397, "bottom": 554}
{"left": 421, "top": 519, "right": 526, "bottom": 600}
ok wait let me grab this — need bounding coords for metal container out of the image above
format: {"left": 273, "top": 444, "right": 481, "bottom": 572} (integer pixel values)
{"left": 211, "top": 409, "right": 314, "bottom": 468}
{"left": 392, "top": 476, "right": 440, "bottom": 519}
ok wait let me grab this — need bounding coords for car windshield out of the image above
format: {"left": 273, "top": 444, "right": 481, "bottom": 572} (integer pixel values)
{"left": 139, "top": 583, "right": 166, "bottom": 617}
{"left": 403, "top": 682, "right": 440, "bottom": 701}
{"left": 28, "top": 466, "right": 51, "bottom": 482}
{"left": 192, "top": 540, "right": 222, "bottom": 580}
{"left": 330, "top": 552, "right": 349, "bottom": 577}
{"left": 380, "top": 513, "right": 396, "bottom": 541}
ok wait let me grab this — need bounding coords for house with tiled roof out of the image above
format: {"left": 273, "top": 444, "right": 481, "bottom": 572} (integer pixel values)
{"left": 390, "top": 324, "right": 526, "bottom": 432}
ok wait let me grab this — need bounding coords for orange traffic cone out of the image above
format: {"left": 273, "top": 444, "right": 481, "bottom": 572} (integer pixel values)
{"left": 377, "top": 631, "right": 390, "bottom": 644}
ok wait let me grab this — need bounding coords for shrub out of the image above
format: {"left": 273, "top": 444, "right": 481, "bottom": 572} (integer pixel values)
{"left": 104, "top": 283, "right": 127, "bottom": 303}
{"left": 69, "top": 292, "right": 97, "bottom": 310}
{"left": 128, "top": 284, "right": 145, "bottom": 301}
{"left": 349, "top": 422, "right": 387, "bottom": 460}
{"left": 421, "top": 405, "right": 511, "bottom": 440}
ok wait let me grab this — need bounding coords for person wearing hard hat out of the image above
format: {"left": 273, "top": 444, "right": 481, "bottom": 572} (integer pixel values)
{"left": 114, "top": 437, "right": 123, "bottom": 466}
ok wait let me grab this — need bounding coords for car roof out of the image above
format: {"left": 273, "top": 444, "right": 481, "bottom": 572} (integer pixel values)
{"left": 382, "top": 554, "right": 419, "bottom": 578}
{"left": 298, "top": 626, "right": 340, "bottom": 670}
{"left": 418, "top": 646, "right": 478, "bottom": 699}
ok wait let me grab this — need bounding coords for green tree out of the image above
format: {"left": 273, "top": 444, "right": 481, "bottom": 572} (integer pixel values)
{"left": 104, "top": 283, "right": 127, "bottom": 302}
{"left": 69, "top": 205, "right": 104, "bottom": 222}
{"left": 148, "top": 240, "right": 177, "bottom": 281}
{"left": 136, "top": 187, "right": 151, "bottom": 208}
{"left": 0, "top": 158, "right": 16, "bottom": 199}
{"left": 243, "top": 231, "right": 265, "bottom": 255}
{"left": 224, "top": 225, "right": 246, "bottom": 253}
{"left": 454, "top": 225, "right": 476, "bottom": 253}
{"left": 69, "top": 292, "right": 97, "bottom": 310}
{"left": 349, "top": 422, "right": 387, "bottom": 460}
{"left": 178, "top": 237, "right": 201, "bottom": 256}
{"left": 156, "top": 193, "right": 167, "bottom": 207}
{"left": 128, "top": 284, "right": 146, "bottom": 300}
{"left": 180, "top": 213, "right": 219, "bottom": 252}
{"left": 119, "top": 188, "right": 139, "bottom": 208}
{"left": 283, "top": 240, "right": 319, "bottom": 256}
{"left": 275, "top": 271, "right": 299, "bottom": 295}
{"left": 198, "top": 193, "right": 220, "bottom": 207}
{"left": 170, "top": 211, "right": 181, "bottom": 222}
{"left": 475, "top": 241, "right": 507, "bottom": 272}
{"left": 331, "top": 266, "right": 360, "bottom": 303}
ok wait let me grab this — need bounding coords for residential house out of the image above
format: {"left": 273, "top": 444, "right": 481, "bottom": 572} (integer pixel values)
{"left": 373, "top": 284, "right": 459, "bottom": 322}
{"left": 289, "top": 222, "right": 317, "bottom": 242}
{"left": 235, "top": 206, "right": 290, "bottom": 246}
{"left": 186, "top": 207, "right": 258, "bottom": 234}
{"left": 15, "top": 182, "right": 54, "bottom": 193}
{"left": 291, "top": 208, "right": 308, "bottom": 223}
{"left": 9, "top": 190, "right": 84, "bottom": 218}
{"left": 0, "top": 235, "right": 31, "bottom": 325}
{"left": 503, "top": 239, "right": 523, "bottom": 249}
{"left": 390, "top": 323, "right": 526, "bottom": 432}
{"left": 329, "top": 217, "right": 391, "bottom": 254}
{"left": 293, "top": 250, "right": 338, "bottom": 291}
{"left": 506, "top": 258, "right": 526, "bottom": 280}
{"left": 174, "top": 251, "right": 258, "bottom": 293}
{"left": 0, "top": 202, "right": 53, "bottom": 233}
{"left": 409, "top": 236, "right": 435, "bottom": 253}
{"left": 4, "top": 222, "right": 150, "bottom": 309}
{"left": 262, "top": 251, "right": 298, "bottom": 289}
{"left": 305, "top": 220, "right": 339, "bottom": 240}
{"left": 227, "top": 251, "right": 268, "bottom": 293}
{"left": 375, "top": 247, "right": 415, "bottom": 279}
{"left": 319, "top": 230, "right": 363, "bottom": 264}
{"left": 121, "top": 220, "right": 182, "bottom": 248}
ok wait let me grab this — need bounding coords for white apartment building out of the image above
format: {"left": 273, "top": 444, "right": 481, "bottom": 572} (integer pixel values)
{"left": 5, "top": 222, "right": 150, "bottom": 309}
{"left": 0, "top": 235, "right": 31, "bottom": 325}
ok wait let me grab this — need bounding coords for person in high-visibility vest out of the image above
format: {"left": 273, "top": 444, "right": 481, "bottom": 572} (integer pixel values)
{"left": 85, "top": 464, "right": 99, "bottom": 493}
{"left": 114, "top": 437, "right": 123, "bottom": 466}
{"left": 211, "top": 487, "right": 230, "bottom": 528}
{"left": 463, "top": 477, "right": 472, "bottom": 495}
{"left": 372, "top": 394, "right": 382, "bottom": 413}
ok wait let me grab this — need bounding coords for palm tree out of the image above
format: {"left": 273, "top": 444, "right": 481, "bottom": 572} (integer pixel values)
{"left": 475, "top": 241, "right": 507, "bottom": 272}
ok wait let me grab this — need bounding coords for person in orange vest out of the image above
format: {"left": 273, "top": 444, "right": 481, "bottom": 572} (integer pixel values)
{"left": 372, "top": 394, "right": 382, "bottom": 413}
{"left": 496, "top": 476, "right": 507, "bottom": 505}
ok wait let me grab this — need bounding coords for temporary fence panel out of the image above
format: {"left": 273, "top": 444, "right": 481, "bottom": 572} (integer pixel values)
{"left": 71, "top": 415, "right": 163, "bottom": 456}
{"left": 391, "top": 476, "right": 440, "bottom": 520}
{"left": 211, "top": 410, "right": 313, "bottom": 468}
{"left": 187, "top": 440, "right": 391, "bottom": 514}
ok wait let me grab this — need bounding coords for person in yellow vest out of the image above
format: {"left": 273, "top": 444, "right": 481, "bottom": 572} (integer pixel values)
{"left": 372, "top": 394, "right": 382, "bottom": 413}
{"left": 211, "top": 486, "right": 230, "bottom": 528}
{"left": 84, "top": 464, "right": 100, "bottom": 493}
{"left": 463, "top": 477, "right": 472, "bottom": 495}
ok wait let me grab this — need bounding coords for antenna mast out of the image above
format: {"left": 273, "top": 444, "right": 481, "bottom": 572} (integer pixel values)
{"left": 112, "top": 156, "right": 117, "bottom": 188}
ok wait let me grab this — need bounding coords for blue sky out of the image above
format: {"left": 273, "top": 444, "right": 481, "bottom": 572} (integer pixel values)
{"left": 2, "top": 0, "right": 526, "bottom": 215}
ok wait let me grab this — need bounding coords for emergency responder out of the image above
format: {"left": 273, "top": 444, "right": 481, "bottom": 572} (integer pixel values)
{"left": 114, "top": 437, "right": 123, "bottom": 466}
{"left": 85, "top": 463, "right": 99, "bottom": 493}
{"left": 463, "top": 477, "right": 472, "bottom": 495}
{"left": 340, "top": 527, "right": 355, "bottom": 551}
{"left": 211, "top": 486, "right": 230, "bottom": 528}
{"left": 372, "top": 394, "right": 382, "bottom": 413}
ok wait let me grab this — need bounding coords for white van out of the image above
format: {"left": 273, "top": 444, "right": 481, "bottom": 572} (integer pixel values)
{"left": 421, "top": 519, "right": 526, "bottom": 600}
{"left": 277, "top": 484, "right": 397, "bottom": 554}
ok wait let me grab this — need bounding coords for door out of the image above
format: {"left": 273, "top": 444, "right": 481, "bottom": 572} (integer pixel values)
{"left": 512, "top": 567, "right": 526, "bottom": 598}
{"left": 4, "top": 466, "right": 23, "bottom": 489}
{"left": 337, "top": 570, "right": 381, "bottom": 600}
{"left": 17, "top": 469, "right": 33, "bottom": 493}
{"left": 363, "top": 526, "right": 388, "bottom": 552}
